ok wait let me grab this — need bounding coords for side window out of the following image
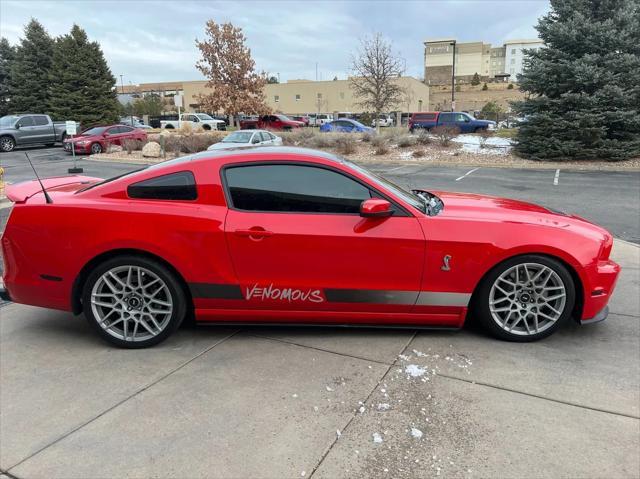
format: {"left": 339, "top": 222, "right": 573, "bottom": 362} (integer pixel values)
{"left": 119, "top": 126, "right": 134, "bottom": 133}
{"left": 105, "top": 127, "right": 120, "bottom": 135}
{"left": 128, "top": 171, "right": 198, "bottom": 201}
{"left": 225, "top": 164, "right": 372, "bottom": 214}
{"left": 17, "top": 116, "right": 35, "bottom": 127}
{"left": 268, "top": 132, "right": 276, "bottom": 140}
{"left": 260, "top": 132, "right": 271, "bottom": 142}
{"left": 33, "top": 115, "right": 49, "bottom": 126}
{"left": 439, "top": 113, "right": 453, "bottom": 122}
{"left": 455, "top": 113, "right": 467, "bottom": 122}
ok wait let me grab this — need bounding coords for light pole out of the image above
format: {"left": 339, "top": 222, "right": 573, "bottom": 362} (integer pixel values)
{"left": 450, "top": 40, "right": 456, "bottom": 111}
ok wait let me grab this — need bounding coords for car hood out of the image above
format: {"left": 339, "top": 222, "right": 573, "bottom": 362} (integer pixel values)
{"left": 432, "top": 190, "right": 607, "bottom": 235}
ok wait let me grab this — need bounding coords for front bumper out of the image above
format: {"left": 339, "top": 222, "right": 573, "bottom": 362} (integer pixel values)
{"left": 581, "top": 305, "right": 609, "bottom": 325}
{"left": 63, "top": 143, "right": 90, "bottom": 153}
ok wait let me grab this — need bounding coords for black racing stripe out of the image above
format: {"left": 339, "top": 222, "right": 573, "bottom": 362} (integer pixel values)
{"left": 324, "top": 289, "right": 417, "bottom": 304}
{"left": 189, "top": 283, "right": 244, "bottom": 300}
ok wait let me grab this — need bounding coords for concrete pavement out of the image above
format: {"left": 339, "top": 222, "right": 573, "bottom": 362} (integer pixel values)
{"left": 0, "top": 240, "right": 638, "bottom": 478}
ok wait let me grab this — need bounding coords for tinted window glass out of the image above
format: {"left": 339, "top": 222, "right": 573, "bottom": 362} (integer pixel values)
{"left": 33, "top": 115, "right": 49, "bottom": 126}
{"left": 128, "top": 171, "right": 197, "bottom": 201}
{"left": 105, "top": 127, "right": 121, "bottom": 135}
{"left": 439, "top": 113, "right": 453, "bottom": 122}
{"left": 260, "top": 132, "right": 270, "bottom": 142}
{"left": 119, "top": 126, "right": 134, "bottom": 133}
{"left": 17, "top": 116, "right": 35, "bottom": 127}
{"left": 415, "top": 113, "right": 436, "bottom": 121}
{"left": 225, "top": 165, "right": 371, "bottom": 214}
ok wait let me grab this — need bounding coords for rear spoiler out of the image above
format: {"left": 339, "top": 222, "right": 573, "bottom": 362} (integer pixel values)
{"left": 5, "top": 176, "right": 102, "bottom": 203}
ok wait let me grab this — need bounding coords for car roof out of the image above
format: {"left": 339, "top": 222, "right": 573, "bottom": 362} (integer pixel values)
{"left": 147, "top": 146, "right": 343, "bottom": 171}
{"left": 231, "top": 129, "right": 270, "bottom": 134}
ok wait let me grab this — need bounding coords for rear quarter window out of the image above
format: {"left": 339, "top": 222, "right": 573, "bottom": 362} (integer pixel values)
{"left": 414, "top": 113, "right": 436, "bottom": 121}
{"left": 127, "top": 171, "right": 197, "bottom": 201}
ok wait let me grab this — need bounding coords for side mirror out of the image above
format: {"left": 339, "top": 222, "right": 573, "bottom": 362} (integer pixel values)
{"left": 252, "top": 138, "right": 260, "bottom": 144}
{"left": 15, "top": 123, "right": 20, "bottom": 129}
{"left": 360, "top": 198, "right": 393, "bottom": 218}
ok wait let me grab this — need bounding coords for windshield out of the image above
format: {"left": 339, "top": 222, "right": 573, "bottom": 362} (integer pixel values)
{"left": 276, "top": 115, "right": 292, "bottom": 121}
{"left": 195, "top": 114, "right": 213, "bottom": 120}
{"left": 222, "top": 131, "right": 253, "bottom": 143}
{"left": 0, "top": 115, "right": 19, "bottom": 127}
{"left": 344, "top": 160, "right": 427, "bottom": 214}
{"left": 81, "top": 126, "right": 108, "bottom": 136}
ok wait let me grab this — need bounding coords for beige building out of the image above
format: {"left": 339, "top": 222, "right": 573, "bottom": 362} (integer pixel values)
{"left": 119, "top": 77, "right": 430, "bottom": 115}
{"left": 424, "top": 38, "right": 543, "bottom": 85}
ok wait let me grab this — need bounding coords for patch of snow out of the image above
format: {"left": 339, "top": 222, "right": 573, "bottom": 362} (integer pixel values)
{"left": 452, "top": 134, "right": 513, "bottom": 155}
{"left": 405, "top": 364, "right": 427, "bottom": 377}
{"left": 358, "top": 406, "right": 366, "bottom": 414}
{"left": 301, "top": 471, "right": 306, "bottom": 477}
{"left": 377, "top": 403, "right": 391, "bottom": 411}
{"left": 292, "top": 394, "right": 298, "bottom": 398}
{"left": 336, "top": 429, "right": 341, "bottom": 438}
{"left": 411, "top": 427, "right": 424, "bottom": 439}
{"left": 372, "top": 432, "right": 384, "bottom": 443}
{"left": 326, "top": 386, "right": 334, "bottom": 392}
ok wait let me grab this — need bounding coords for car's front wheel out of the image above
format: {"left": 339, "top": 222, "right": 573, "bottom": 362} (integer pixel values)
{"left": 82, "top": 255, "right": 186, "bottom": 348}
{"left": 474, "top": 255, "right": 575, "bottom": 341}
{"left": 90, "top": 142, "right": 103, "bottom": 154}
{"left": 0, "top": 136, "right": 15, "bottom": 152}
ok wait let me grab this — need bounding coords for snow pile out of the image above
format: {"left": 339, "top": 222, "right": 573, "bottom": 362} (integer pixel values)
{"left": 372, "top": 432, "right": 384, "bottom": 443}
{"left": 410, "top": 427, "right": 423, "bottom": 439}
{"left": 405, "top": 364, "right": 427, "bottom": 377}
{"left": 452, "top": 134, "right": 513, "bottom": 155}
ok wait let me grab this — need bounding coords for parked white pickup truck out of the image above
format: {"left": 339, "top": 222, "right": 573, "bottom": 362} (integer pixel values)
{"left": 160, "top": 113, "right": 226, "bottom": 131}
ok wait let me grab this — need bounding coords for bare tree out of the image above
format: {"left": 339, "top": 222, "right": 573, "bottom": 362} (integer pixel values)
{"left": 350, "top": 33, "right": 404, "bottom": 131}
{"left": 195, "top": 21, "right": 269, "bottom": 127}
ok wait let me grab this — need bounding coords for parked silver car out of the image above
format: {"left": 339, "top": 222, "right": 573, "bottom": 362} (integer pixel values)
{"left": 207, "top": 130, "right": 282, "bottom": 150}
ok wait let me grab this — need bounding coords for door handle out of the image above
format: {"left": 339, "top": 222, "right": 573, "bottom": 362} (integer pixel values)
{"left": 234, "top": 228, "right": 274, "bottom": 238}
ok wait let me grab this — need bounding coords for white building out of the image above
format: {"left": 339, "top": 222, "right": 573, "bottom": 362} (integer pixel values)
{"left": 504, "top": 39, "right": 544, "bottom": 81}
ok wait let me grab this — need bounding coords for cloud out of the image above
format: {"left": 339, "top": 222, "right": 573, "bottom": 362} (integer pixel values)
{"left": 0, "top": 0, "right": 550, "bottom": 83}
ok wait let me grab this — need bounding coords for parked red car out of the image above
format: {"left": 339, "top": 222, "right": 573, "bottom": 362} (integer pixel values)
{"left": 1, "top": 147, "right": 619, "bottom": 348}
{"left": 63, "top": 124, "right": 147, "bottom": 155}
{"left": 291, "top": 115, "right": 311, "bottom": 126}
{"left": 239, "top": 114, "right": 304, "bottom": 131}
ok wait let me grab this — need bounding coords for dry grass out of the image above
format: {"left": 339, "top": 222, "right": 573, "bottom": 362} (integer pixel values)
{"left": 397, "top": 135, "right": 416, "bottom": 148}
{"left": 431, "top": 125, "right": 461, "bottom": 147}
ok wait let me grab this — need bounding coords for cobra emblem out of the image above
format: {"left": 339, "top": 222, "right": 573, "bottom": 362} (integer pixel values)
{"left": 441, "top": 255, "right": 452, "bottom": 271}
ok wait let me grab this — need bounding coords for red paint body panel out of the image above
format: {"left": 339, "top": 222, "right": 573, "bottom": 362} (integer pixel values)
{"left": 1, "top": 148, "right": 620, "bottom": 330}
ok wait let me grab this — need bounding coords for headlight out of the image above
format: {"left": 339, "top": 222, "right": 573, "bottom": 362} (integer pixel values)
{"left": 488, "top": 123, "right": 496, "bottom": 130}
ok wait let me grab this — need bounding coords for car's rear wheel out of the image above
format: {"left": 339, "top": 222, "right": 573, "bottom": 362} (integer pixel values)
{"left": 0, "top": 136, "right": 15, "bottom": 152}
{"left": 90, "top": 142, "right": 102, "bottom": 154}
{"left": 82, "top": 256, "right": 186, "bottom": 348}
{"left": 474, "top": 255, "right": 575, "bottom": 341}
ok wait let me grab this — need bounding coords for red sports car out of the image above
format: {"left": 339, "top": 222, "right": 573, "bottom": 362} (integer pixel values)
{"left": 63, "top": 124, "right": 147, "bottom": 155}
{"left": 0, "top": 147, "right": 620, "bottom": 348}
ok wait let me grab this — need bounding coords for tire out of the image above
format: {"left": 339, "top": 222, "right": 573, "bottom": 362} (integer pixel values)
{"left": 82, "top": 255, "right": 187, "bottom": 348}
{"left": 203, "top": 124, "right": 211, "bottom": 131}
{"left": 473, "top": 255, "right": 575, "bottom": 342}
{"left": 165, "top": 125, "right": 174, "bottom": 129}
{"left": 0, "top": 136, "right": 15, "bottom": 152}
{"left": 45, "top": 143, "right": 55, "bottom": 147}
{"left": 90, "top": 142, "right": 102, "bottom": 154}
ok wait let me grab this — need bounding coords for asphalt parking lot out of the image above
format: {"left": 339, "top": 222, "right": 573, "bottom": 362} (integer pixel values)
{"left": 1, "top": 146, "right": 639, "bottom": 478}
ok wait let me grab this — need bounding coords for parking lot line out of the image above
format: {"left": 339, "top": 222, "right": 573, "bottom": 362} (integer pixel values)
{"left": 455, "top": 167, "right": 481, "bottom": 181}
{"left": 554, "top": 169, "right": 560, "bottom": 185}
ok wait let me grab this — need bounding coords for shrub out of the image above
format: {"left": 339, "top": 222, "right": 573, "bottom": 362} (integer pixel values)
{"left": 281, "top": 128, "right": 316, "bottom": 146}
{"left": 416, "top": 131, "right": 431, "bottom": 145}
{"left": 371, "top": 135, "right": 386, "bottom": 148}
{"left": 507, "top": 83, "right": 514, "bottom": 90}
{"left": 374, "top": 143, "right": 389, "bottom": 155}
{"left": 362, "top": 132, "right": 374, "bottom": 142}
{"left": 477, "top": 128, "right": 495, "bottom": 148}
{"left": 381, "top": 127, "right": 403, "bottom": 144}
{"left": 482, "top": 82, "right": 488, "bottom": 91}
{"left": 311, "top": 133, "right": 338, "bottom": 149}
{"left": 412, "top": 149, "right": 426, "bottom": 158}
{"left": 431, "top": 125, "right": 460, "bottom": 146}
{"left": 397, "top": 135, "right": 416, "bottom": 148}
{"left": 335, "top": 135, "right": 357, "bottom": 155}
{"left": 122, "top": 138, "right": 146, "bottom": 154}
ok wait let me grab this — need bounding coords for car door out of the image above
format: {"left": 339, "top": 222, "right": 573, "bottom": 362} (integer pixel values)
{"left": 438, "top": 112, "right": 455, "bottom": 129}
{"left": 103, "top": 126, "right": 122, "bottom": 147}
{"left": 15, "top": 116, "right": 37, "bottom": 143}
{"left": 32, "top": 115, "right": 54, "bottom": 143}
{"left": 455, "top": 113, "right": 472, "bottom": 133}
{"left": 223, "top": 162, "right": 426, "bottom": 313}
{"left": 259, "top": 132, "right": 272, "bottom": 145}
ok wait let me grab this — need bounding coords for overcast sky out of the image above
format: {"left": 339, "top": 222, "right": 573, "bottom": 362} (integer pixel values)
{"left": 0, "top": 0, "right": 549, "bottom": 85}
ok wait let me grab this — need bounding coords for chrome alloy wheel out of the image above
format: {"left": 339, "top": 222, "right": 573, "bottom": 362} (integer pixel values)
{"left": 489, "top": 262, "right": 567, "bottom": 336}
{"left": 90, "top": 265, "right": 173, "bottom": 342}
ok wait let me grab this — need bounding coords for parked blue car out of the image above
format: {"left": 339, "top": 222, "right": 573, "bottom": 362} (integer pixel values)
{"left": 408, "top": 111, "right": 496, "bottom": 133}
{"left": 320, "top": 119, "right": 374, "bottom": 133}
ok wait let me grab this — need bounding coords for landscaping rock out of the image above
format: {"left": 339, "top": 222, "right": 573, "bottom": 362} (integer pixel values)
{"left": 106, "top": 145, "right": 123, "bottom": 153}
{"left": 142, "top": 141, "right": 162, "bottom": 158}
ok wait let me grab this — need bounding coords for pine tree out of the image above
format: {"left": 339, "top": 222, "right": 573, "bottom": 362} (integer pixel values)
{"left": 0, "top": 37, "right": 15, "bottom": 116}
{"left": 9, "top": 19, "right": 54, "bottom": 113}
{"left": 515, "top": 0, "right": 640, "bottom": 161}
{"left": 471, "top": 72, "right": 480, "bottom": 86}
{"left": 48, "top": 25, "right": 119, "bottom": 126}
